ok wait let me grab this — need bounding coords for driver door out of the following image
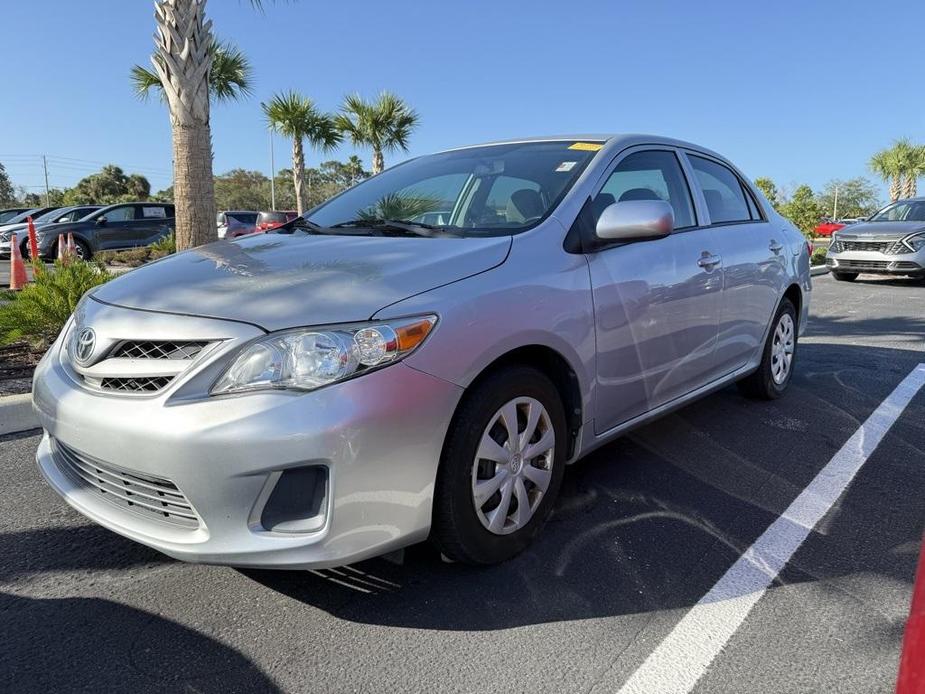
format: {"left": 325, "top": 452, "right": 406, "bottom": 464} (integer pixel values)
{"left": 588, "top": 148, "right": 724, "bottom": 433}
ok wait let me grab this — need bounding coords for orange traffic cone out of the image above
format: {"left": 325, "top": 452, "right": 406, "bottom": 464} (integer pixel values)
{"left": 57, "top": 234, "right": 66, "bottom": 261}
{"left": 26, "top": 217, "right": 39, "bottom": 261}
{"left": 9, "top": 231, "right": 28, "bottom": 290}
{"left": 67, "top": 233, "right": 77, "bottom": 259}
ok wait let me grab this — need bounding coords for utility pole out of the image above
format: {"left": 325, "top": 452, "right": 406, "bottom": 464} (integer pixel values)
{"left": 269, "top": 130, "right": 276, "bottom": 211}
{"left": 42, "top": 155, "right": 50, "bottom": 205}
{"left": 832, "top": 184, "right": 838, "bottom": 221}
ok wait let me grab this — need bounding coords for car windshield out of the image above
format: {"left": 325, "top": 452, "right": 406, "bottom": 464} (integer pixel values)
{"left": 33, "top": 208, "right": 69, "bottom": 223}
{"left": 869, "top": 201, "right": 925, "bottom": 222}
{"left": 303, "top": 140, "right": 602, "bottom": 237}
{"left": 0, "top": 210, "right": 24, "bottom": 223}
{"left": 5, "top": 210, "right": 41, "bottom": 225}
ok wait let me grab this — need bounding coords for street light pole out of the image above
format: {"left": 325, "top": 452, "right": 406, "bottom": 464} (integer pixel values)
{"left": 269, "top": 130, "right": 276, "bottom": 211}
{"left": 833, "top": 184, "right": 838, "bottom": 220}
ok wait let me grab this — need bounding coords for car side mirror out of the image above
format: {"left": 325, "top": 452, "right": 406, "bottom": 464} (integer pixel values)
{"left": 595, "top": 200, "right": 674, "bottom": 242}
{"left": 96, "top": 217, "right": 107, "bottom": 226}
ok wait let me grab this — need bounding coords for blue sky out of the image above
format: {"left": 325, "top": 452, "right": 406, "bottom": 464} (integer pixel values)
{"left": 2, "top": 0, "right": 923, "bottom": 202}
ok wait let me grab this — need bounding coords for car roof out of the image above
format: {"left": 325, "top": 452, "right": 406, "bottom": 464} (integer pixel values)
{"left": 439, "top": 133, "right": 727, "bottom": 157}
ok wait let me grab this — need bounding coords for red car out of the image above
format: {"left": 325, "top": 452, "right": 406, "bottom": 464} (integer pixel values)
{"left": 813, "top": 220, "right": 845, "bottom": 237}
{"left": 256, "top": 210, "right": 298, "bottom": 232}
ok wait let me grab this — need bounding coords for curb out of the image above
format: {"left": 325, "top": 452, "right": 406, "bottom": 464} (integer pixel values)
{"left": 0, "top": 393, "right": 38, "bottom": 436}
{"left": 810, "top": 265, "right": 830, "bottom": 277}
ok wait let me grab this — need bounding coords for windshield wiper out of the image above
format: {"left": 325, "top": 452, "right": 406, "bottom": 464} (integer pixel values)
{"left": 328, "top": 218, "right": 455, "bottom": 237}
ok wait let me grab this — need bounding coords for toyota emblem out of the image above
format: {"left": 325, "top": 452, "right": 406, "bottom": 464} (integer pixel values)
{"left": 73, "top": 327, "right": 96, "bottom": 365}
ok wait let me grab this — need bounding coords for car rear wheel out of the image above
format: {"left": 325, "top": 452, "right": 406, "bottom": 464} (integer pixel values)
{"left": 432, "top": 365, "right": 567, "bottom": 565}
{"left": 737, "top": 297, "right": 797, "bottom": 400}
{"left": 832, "top": 271, "right": 858, "bottom": 282}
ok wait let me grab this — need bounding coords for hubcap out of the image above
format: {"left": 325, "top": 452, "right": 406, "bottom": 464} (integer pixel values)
{"left": 770, "top": 313, "right": 795, "bottom": 385}
{"left": 471, "top": 397, "right": 555, "bottom": 536}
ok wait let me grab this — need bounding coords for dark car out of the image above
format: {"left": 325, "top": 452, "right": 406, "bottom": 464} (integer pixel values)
{"left": 0, "top": 205, "right": 102, "bottom": 258}
{"left": 35, "top": 202, "right": 175, "bottom": 260}
{"left": 0, "top": 207, "right": 62, "bottom": 230}
{"left": 0, "top": 207, "right": 30, "bottom": 223}
{"left": 256, "top": 210, "right": 298, "bottom": 232}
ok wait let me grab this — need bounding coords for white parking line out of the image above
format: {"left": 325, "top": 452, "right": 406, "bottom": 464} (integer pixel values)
{"left": 618, "top": 363, "right": 925, "bottom": 694}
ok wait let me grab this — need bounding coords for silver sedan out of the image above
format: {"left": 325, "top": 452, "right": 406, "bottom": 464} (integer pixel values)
{"left": 33, "top": 134, "right": 811, "bottom": 568}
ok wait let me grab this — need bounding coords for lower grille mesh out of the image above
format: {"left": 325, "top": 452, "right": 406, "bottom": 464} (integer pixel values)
{"left": 53, "top": 440, "right": 200, "bottom": 529}
{"left": 100, "top": 377, "right": 173, "bottom": 392}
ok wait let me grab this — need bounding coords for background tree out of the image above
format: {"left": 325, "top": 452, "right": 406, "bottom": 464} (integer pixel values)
{"left": 214, "top": 169, "right": 271, "bottom": 210}
{"left": 815, "top": 178, "right": 880, "bottom": 220}
{"left": 336, "top": 92, "right": 419, "bottom": 174}
{"left": 0, "top": 163, "right": 16, "bottom": 205}
{"left": 263, "top": 92, "right": 341, "bottom": 214}
{"left": 753, "top": 177, "right": 782, "bottom": 211}
{"left": 131, "top": 39, "right": 253, "bottom": 105}
{"left": 897, "top": 140, "right": 925, "bottom": 199}
{"left": 63, "top": 165, "right": 152, "bottom": 205}
{"left": 780, "top": 184, "right": 823, "bottom": 237}
{"left": 141, "top": 0, "right": 271, "bottom": 252}
{"left": 871, "top": 140, "right": 909, "bottom": 202}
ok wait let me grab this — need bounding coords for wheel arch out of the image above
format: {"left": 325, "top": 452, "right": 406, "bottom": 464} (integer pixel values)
{"left": 460, "top": 344, "right": 583, "bottom": 459}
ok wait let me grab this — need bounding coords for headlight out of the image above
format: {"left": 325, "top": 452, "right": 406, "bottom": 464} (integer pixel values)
{"left": 828, "top": 235, "right": 841, "bottom": 253}
{"left": 211, "top": 315, "right": 437, "bottom": 395}
{"left": 904, "top": 233, "right": 925, "bottom": 252}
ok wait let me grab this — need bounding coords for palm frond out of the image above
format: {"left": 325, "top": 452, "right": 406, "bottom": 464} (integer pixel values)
{"left": 130, "top": 64, "right": 164, "bottom": 102}
{"left": 209, "top": 40, "right": 254, "bottom": 102}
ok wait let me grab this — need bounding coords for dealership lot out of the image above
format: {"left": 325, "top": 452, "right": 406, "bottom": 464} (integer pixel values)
{"left": 1, "top": 274, "right": 923, "bottom": 693}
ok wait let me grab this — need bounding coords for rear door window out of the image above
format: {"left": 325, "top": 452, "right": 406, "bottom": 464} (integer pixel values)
{"left": 687, "top": 155, "right": 751, "bottom": 225}
{"left": 104, "top": 206, "right": 136, "bottom": 222}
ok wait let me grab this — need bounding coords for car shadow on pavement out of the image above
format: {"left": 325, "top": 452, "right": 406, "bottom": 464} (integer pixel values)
{"left": 0, "top": 591, "right": 280, "bottom": 693}
{"left": 0, "top": 524, "right": 171, "bottom": 583}
{"left": 242, "top": 342, "right": 925, "bottom": 631}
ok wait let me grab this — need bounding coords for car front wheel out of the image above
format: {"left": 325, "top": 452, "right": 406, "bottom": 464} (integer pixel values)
{"left": 433, "top": 365, "right": 567, "bottom": 565}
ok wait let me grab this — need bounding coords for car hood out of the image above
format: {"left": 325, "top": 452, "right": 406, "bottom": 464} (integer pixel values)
{"left": 90, "top": 233, "right": 512, "bottom": 331}
{"left": 836, "top": 221, "right": 925, "bottom": 240}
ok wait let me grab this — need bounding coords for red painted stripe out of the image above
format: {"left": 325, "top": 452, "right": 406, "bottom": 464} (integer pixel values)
{"left": 898, "top": 533, "right": 925, "bottom": 694}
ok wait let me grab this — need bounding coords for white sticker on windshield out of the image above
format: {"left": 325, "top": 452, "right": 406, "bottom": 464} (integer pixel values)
{"left": 142, "top": 206, "right": 167, "bottom": 218}
{"left": 556, "top": 161, "right": 577, "bottom": 172}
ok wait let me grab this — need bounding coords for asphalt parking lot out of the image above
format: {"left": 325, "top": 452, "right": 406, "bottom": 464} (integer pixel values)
{"left": 1, "top": 273, "right": 923, "bottom": 693}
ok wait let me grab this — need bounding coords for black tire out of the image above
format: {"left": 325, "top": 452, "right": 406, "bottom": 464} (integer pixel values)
{"left": 19, "top": 239, "right": 31, "bottom": 260}
{"left": 832, "top": 271, "right": 858, "bottom": 282}
{"left": 737, "top": 297, "right": 798, "bottom": 400}
{"left": 74, "top": 239, "right": 91, "bottom": 260}
{"left": 432, "top": 365, "right": 567, "bottom": 565}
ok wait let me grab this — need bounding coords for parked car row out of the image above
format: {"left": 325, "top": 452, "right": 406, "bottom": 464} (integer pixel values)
{"left": 0, "top": 202, "right": 174, "bottom": 260}
{"left": 813, "top": 217, "right": 865, "bottom": 237}
{"left": 216, "top": 209, "right": 298, "bottom": 239}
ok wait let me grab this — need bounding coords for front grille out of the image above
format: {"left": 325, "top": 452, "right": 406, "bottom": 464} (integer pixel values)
{"left": 100, "top": 377, "right": 173, "bottom": 392}
{"left": 840, "top": 240, "right": 889, "bottom": 252}
{"left": 53, "top": 440, "right": 200, "bottom": 529}
{"left": 110, "top": 341, "right": 208, "bottom": 360}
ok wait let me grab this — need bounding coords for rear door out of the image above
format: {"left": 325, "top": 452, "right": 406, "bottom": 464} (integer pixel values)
{"left": 682, "top": 152, "right": 787, "bottom": 375}
{"left": 136, "top": 204, "right": 174, "bottom": 245}
{"left": 588, "top": 148, "right": 724, "bottom": 433}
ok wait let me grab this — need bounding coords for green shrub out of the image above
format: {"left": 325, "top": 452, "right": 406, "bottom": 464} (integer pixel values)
{"left": 811, "top": 246, "right": 827, "bottom": 266}
{"left": 95, "top": 246, "right": 172, "bottom": 267}
{"left": 149, "top": 231, "right": 176, "bottom": 253}
{"left": 0, "top": 260, "right": 113, "bottom": 347}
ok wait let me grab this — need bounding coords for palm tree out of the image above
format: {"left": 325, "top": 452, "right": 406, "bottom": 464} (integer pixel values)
{"left": 262, "top": 92, "right": 342, "bottom": 214}
{"left": 141, "top": 0, "right": 267, "bottom": 252}
{"left": 870, "top": 145, "right": 905, "bottom": 203}
{"left": 897, "top": 140, "right": 925, "bottom": 199}
{"left": 131, "top": 39, "right": 253, "bottom": 104}
{"left": 336, "top": 92, "right": 419, "bottom": 174}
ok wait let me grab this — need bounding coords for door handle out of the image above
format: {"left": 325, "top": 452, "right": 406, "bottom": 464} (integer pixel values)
{"left": 769, "top": 240, "right": 784, "bottom": 254}
{"left": 697, "top": 253, "right": 722, "bottom": 269}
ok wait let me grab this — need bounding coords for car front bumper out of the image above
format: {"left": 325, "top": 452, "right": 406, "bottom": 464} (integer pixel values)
{"left": 32, "top": 304, "right": 463, "bottom": 569}
{"left": 826, "top": 249, "right": 925, "bottom": 277}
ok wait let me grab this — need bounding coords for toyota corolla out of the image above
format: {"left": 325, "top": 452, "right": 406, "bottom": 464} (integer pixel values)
{"left": 32, "top": 135, "right": 811, "bottom": 568}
